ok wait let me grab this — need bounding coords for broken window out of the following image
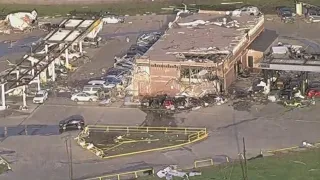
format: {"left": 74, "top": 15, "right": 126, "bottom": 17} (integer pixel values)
{"left": 180, "top": 67, "right": 218, "bottom": 81}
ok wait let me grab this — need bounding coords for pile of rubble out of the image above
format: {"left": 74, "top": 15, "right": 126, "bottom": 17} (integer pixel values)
{"left": 140, "top": 93, "right": 226, "bottom": 112}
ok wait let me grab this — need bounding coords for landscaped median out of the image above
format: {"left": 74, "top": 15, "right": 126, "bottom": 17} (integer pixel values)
{"left": 75, "top": 125, "right": 208, "bottom": 159}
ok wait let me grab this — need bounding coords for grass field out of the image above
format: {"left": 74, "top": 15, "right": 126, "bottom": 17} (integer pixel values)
{"left": 0, "top": 0, "right": 319, "bottom": 16}
{"left": 141, "top": 149, "right": 320, "bottom": 180}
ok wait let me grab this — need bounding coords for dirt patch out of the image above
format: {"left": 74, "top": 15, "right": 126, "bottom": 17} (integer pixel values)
{"left": 84, "top": 131, "right": 190, "bottom": 156}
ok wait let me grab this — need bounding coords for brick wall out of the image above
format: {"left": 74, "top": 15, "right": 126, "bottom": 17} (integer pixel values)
{"left": 149, "top": 66, "right": 180, "bottom": 95}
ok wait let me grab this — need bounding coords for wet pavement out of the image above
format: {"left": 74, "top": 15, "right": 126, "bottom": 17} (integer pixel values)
{"left": 0, "top": 125, "right": 61, "bottom": 140}
{"left": 0, "top": 36, "right": 40, "bottom": 58}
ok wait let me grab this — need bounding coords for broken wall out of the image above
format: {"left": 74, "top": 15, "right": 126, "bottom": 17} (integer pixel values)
{"left": 132, "top": 64, "right": 181, "bottom": 96}
{"left": 150, "top": 65, "right": 180, "bottom": 95}
{"left": 222, "top": 16, "right": 265, "bottom": 90}
{"left": 132, "top": 65, "right": 150, "bottom": 96}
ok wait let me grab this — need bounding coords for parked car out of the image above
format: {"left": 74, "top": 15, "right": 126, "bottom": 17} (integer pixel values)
{"left": 276, "top": 6, "right": 294, "bottom": 23}
{"left": 232, "top": 6, "right": 260, "bottom": 16}
{"left": 129, "top": 44, "right": 149, "bottom": 53}
{"left": 59, "top": 115, "right": 85, "bottom": 131}
{"left": 71, "top": 92, "right": 99, "bottom": 102}
{"left": 106, "top": 68, "right": 130, "bottom": 77}
{"left": 306, "top": 89, "right": 320, "bottom": 98}
{"left": 33, "top": 90, "right": 48, "bottom": 104}
{"left": 114, "top": 61, "right": 134, "bottom": 70}
{"left": 103, "top": 76, "right": 124, "bottom": 85}
{"left": 82, "top": 85, "right": 102, "bottom": 95}
{"left": 308, "top": 9, "right": 320, "bottom": 23}
{"left": 87, "top": 80, "right": 116, "bottom": 89}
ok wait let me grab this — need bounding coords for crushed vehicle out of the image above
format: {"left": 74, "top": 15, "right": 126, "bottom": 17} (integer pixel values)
{"left": 114, "top": 61, "right": 134, "bottom": 70}
{"left": 231, "top": 6, "right": 260, "bottom": 17}
{"left": 141, "top": 94, "right": 224, "bottom": 112}
{"left": 137, "top": 32, "right": 162, "bottom": 47}
{"left": 4, "top": 10, "right": 38, "bottom": 31}
{"left": 71, "top": 92, "right": 99, "bottom": 102}
{"left": 59, "top": 115, "right": 85, "bottom": 131}
{"left": 82, "top": 85, "right": 102, "bottom": 95}
{"left": 307, "top": 8, "right": 320, "bottom": 23}
{"left": 32, "top": 90, "right": 48, "bottom": 104}
{"left": 276, "top": 6, "right": 294, "bottom": 23}
{"left": 87, "top": 79, "right": 116, "bottom": 89}
{"left": 102, "top": 75, "right": 125, "bottom": 86}
{"left": 306, "top": 88, "right": 320, "bottom": 98}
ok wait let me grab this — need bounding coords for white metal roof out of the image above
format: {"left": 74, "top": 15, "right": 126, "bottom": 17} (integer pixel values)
{"left": 47, "top": 30, "right": 71, "bottom": 41}
{"left": 79, "top": 20, "right": 94, "bottom": 28}
{"left": 65, "top": 31, "right": 81, "bottom": 41}
{"left": 271, "top": 46, "right": 288, "bottom": 54}
{"left": 65, "top": 19, "right": 83, "bottom": 28}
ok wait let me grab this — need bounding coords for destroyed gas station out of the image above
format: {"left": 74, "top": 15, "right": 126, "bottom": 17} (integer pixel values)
{"left": 132, "top": 10, "right": 264, "bottom": 97}
{"left": 0, "top": 17, "right": 104, "bottom": 110}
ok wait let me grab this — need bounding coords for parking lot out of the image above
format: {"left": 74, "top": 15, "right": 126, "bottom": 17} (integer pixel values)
{"left": 1, "top": 13, "right": 320, "bottom": 180}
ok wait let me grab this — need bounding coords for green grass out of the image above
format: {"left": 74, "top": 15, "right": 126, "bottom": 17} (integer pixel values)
{"left": 0, "top": 0, "right": 319, "bottom": 16}
{"left": 0, "top": 163, "right": 9, "bottom": 174}
{"left": 141, "top": 149, "right": 320, "bottom": 180}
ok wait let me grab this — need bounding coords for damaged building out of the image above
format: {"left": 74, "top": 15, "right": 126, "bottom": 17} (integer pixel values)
{"left": 132, "top": 11, "right": 265, "bottom": 96}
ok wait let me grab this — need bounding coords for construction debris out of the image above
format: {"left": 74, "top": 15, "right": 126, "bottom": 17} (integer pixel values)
{"left": 5, "top": 10, "right": 38, "bottom": 31}
{"left": 230, "top": 6, "right": 261, "bottom": 17}
{"left": 157, "top": 166, "right": 188, "bottom": 180}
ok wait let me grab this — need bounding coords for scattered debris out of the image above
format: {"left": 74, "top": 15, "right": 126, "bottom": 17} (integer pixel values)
{"left": 5, "top": 10, "right": 38, "bottom": 31}
{"left": 157, "top": 165, "right": 188, "bottom": 180}
{"left": 230, "top": 6, "right": 261, "bottom": 17}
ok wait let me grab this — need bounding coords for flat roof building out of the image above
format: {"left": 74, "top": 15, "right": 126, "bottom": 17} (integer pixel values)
{"left": 133, "top": 11, "right": 265, "bottom": 96}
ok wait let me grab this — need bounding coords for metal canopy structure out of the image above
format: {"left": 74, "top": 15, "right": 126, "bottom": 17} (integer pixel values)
{"left": 1, "top": 17, "right": 103, "bottom": 90}
{"left": 259, "top": 58, "right": 320, "bottom": 72}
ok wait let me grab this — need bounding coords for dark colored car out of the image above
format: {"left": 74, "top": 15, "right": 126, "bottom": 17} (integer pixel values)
{"left": 129, "top": 45, "right": 149, "bottom": 53}
{"left": 276, "top": 6, "right": 294, "bottom": 23}
{"left": 59, "top": 115, "right": 85, "bottom": 131}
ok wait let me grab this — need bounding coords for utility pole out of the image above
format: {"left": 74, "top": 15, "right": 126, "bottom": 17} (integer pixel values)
{"left": 63, "top": 134, "right": 73, "bottom": 180}
{"left": 243, "top": 137, "right": 248, "bottom": 180}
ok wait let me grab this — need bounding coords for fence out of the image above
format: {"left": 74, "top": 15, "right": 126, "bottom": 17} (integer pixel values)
{"left": 77, "top": 125, "right": 208, "bottom": 159}
{"left": 84, "top": 125, "right": 207, "bottom": 134}
{"left": 84, "top": 168, "right": 154, "bottom": 180}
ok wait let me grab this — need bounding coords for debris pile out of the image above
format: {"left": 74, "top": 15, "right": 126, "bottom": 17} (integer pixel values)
{"left": 141, "top": 93, "right": 226, "bottom": 112}
{"left": 0, "top": 10, "right": 38, "bottom": 34}
{"left": 157, "top": 165, "right": 201, "bottom": 180}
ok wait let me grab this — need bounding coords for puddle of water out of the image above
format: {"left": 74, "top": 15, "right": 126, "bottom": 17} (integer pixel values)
{"left": 140, "top": 110, "right": 177, "bottom": 127}
{"left": 0, "top": 124, "right": 61, "bottom": 138}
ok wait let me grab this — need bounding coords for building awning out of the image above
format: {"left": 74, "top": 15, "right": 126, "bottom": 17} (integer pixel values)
{"left": 249, "top": 29, "right": 278, "bottom": 52}
{"left": 258, "top": 62, "right": 320, "bottom": 72}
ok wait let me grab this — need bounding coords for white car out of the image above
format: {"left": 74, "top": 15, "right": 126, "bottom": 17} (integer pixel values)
{"left": 71, "top": 92, "right": 99, "bottom": 102}
{"left": 33, "top": 90, "right": 48, "bottom": 104}
{"left": 232, "top": 6, "right": 260, "bottom": 16}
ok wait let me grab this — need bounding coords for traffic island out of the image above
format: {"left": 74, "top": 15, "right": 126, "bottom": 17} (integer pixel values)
{"left": 76, "top": 125, "right": 208, "bottom": 159}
